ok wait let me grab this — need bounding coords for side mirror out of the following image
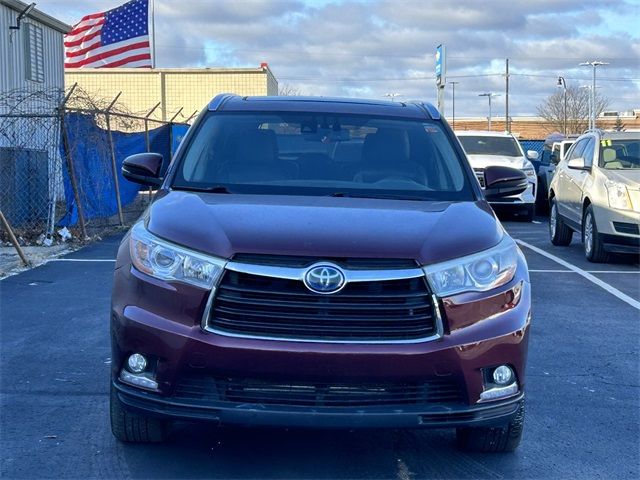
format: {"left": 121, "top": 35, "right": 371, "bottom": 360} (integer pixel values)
{"left": 550, "top": 152, "right": 559, "bottom": 165}
{"left": 122, "top": 153, "right": 164, "bottom": 187}
{"left": 483, "top": 166, "right": 528, "bottom": 200}
{"left": 526, "top": 150, "right": 539, "bottom": 161}
{"left": 567, "top": 157, "right": 588, "bottom": 170}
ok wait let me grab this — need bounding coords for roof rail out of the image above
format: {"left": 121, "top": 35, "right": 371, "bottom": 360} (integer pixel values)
{"left": 409, "top": 101, "right": 440, "bottom": 120}
{"left": 208, "top": 93, "right": 238, "bottom": 111}
{"left": 582, "top": 128, "right": 603, "bottom": 134}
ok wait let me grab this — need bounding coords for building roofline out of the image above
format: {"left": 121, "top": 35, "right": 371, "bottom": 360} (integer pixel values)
{"left": 1, "top": 0, "right": 72, "bottom": 33}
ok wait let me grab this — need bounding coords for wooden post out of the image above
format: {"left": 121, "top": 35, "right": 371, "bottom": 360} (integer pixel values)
{"left": 185, "top": 110, "right": 198, "bottom": 124}
{"left": 105, "top": 92, "right": 124, "bottom": 226}
{"left": 144, "top": 102, "right": 161, "bottom": 152}
{"left": 60, "top": 108, "right": 88, "bottom": 240}
{"left": 144, "top": 102, "right": 162, "bottom": 204}
{"left": 0, "top": 209, "right": 30, "bottom": 266}
{"left": 168, "top": 108, "right": 183, "bottom": 162}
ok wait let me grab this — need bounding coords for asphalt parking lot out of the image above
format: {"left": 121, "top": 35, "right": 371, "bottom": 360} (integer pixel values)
{"left": 1, "top": 217, "right": 638, "bottom": 479}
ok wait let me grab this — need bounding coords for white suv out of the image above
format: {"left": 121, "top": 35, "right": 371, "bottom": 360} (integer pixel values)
{"left": 549, "top": 130, "right": 640, "bottom": 262}
{"left": 457, "top": 131, "right": 538, "bottom": 221}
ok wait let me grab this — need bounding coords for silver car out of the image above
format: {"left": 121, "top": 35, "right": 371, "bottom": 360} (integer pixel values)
{"left": 456, "top": 131, "right": 538, "bottom": 221}
{"left": 549, "top": 130, "right": 640, "bottom": 262}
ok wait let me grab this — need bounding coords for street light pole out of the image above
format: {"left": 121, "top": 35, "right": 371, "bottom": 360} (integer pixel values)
{"left": 383, "top": 93, "right": 402, "bottom": 102}
{"left": 580, "top": 85, "right": 592, "bottom": 131}
{"left": 448, "top": 81, "right": 459, "bottom": 130}
{"left": 580, "top": 61, "right": 608, "bottom": 129}
{"left": 478, "top": 92, "right": 500, "bottom": 131}
{"left": 557, "top": 76, "right": 567, "bottom": 135}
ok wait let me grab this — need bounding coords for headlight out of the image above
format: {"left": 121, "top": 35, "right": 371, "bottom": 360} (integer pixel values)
{"left": 423, "top": 236, "right": 520, "bottom": 297}
{"left": 129, "top": 222, "right": 225, "bottom": 289}
{"left": 605, "top": 181, "right": 634, "bottom": 211}
{"left": 523, "top": 161, "right": 537, "bottom": 181}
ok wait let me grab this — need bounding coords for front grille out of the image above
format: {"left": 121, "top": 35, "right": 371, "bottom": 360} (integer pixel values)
{"left": 473, "top": 168, "right": 485, "bottom": 188}
{"left": 208, "top": 268, "right": 438, "bottom": 342}
{"left": 613, "top": 221, "right": 640, "bottom": 235}
{"left": 173, "top": 375, "right": 464, "bottom": 407}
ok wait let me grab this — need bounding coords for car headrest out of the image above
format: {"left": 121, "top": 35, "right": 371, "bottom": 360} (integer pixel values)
{"left": 602, "top": 148, "right": 616, "bottom": 163}
{"left": 235, "top": 129, "right": 278, "bottom": 164}
{"left": 362, "top": 130, "right": 410, "bottom": 165}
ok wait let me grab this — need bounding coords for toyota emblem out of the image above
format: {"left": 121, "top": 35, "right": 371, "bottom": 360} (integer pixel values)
{"left": 303, "top": 264, "right": 346, "bottom": 294}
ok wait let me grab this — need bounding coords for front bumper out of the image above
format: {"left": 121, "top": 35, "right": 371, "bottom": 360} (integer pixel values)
{"left": 111, "top": 245, "right": 531, "bottom": 430}
{"left": 489, "top": 181, "right": 536, "bottom": 206}
{"left": 113, "top": 380, "right": 524, "bottom": 429}
{"left": 592, "top": 204, "right": 640, "bottom": 254}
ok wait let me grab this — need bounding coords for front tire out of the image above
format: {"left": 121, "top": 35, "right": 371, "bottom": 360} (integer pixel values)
{"left": 583, "top": 205, "right": 609, "bottom": 263}
{"left": 456, "top": 400, "right": 525, "bottom": 453}
{"left": 549, "top": 198, "right": 572, "bottom": 246}
{"left": 110, "top": 385, "right": 169, "bottom": 443}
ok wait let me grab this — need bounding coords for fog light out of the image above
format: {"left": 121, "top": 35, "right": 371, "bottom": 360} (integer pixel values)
{"left": 127, "top": 353, "right": 147, "bottom": 373}
{"left": 493, "top": 365, "right": 514, "bottom": 385}
{"left": 119, "top": 370, "right": 158, "bottom": 390}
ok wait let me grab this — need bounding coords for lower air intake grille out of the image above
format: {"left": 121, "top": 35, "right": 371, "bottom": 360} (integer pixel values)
{"left": 173, "top": 375, "right": 464, "bottom": 407}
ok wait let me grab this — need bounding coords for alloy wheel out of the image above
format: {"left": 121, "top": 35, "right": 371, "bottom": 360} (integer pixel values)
{"left": 584, "top": 212, "right": 593, "bottom": 255}
{"left": 550, "top": 204, "right": 557, "bottom": 238}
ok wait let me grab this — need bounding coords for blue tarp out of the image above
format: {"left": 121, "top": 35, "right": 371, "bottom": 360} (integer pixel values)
{"left": 59, "top": 113, "right": 187, "bottom": 226}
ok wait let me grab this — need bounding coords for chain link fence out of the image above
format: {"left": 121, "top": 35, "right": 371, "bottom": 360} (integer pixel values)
{"left": 0, "top": 86, "right": 191, "bottom": 249}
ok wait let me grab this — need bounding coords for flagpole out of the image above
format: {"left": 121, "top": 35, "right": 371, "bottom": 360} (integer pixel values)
{"left": 151, "top": 0, "right": 156, "bottom": 68}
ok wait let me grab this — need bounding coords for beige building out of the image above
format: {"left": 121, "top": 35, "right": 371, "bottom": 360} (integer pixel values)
{"left": 453, "top": 114, "right": 640, "bottom": 139}
{"left": 65, "top": 64, "right": 278, "bottom": 121}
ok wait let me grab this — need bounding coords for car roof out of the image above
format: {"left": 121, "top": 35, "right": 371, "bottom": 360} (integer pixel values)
{"left": 455, "top": 130, "right": 515, "bottom": 138}
{"left": 207, "top": 94, "right": 440, "bottom": 120}
{"left": 578, "top": 130, "right": 640, "bottom": 141}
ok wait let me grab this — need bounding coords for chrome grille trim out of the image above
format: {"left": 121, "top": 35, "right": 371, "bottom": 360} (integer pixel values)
{"left": 201, "top": 261, "right": 444, "bottom": 344}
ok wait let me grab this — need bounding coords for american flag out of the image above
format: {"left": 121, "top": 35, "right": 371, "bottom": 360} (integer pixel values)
{"left": 64, "top": 0, "right": 152, "bottom": 69}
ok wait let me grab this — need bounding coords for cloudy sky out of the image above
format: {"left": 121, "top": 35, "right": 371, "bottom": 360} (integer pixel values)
{"left": 40, "top": 0, "right": 640, "bottom": 117}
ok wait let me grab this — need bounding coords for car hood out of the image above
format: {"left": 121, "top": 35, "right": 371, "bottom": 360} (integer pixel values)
{"left": 145, "top": 191, "right": 504, "bottom": 266}
{"left": 601, "top": 168, "right": 640, "bottom": 186}
{"left": 466, "top": 154, "right": 526, "bottom": 170}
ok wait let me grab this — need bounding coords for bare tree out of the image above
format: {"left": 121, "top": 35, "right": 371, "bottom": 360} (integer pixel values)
{"left": 536, "top": 86, "right": 610, "bottom": 135}
{"left": 278, "top": 83, "right": 304, "bottom": 96}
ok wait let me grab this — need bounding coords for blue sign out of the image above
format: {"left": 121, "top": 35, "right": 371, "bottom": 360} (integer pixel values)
{"left": 435, "top": 44, "right": 443, "bottom": 77}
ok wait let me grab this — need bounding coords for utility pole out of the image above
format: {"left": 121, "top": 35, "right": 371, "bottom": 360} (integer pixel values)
{"left": 505, "top": 59, "right": 510, "bottom": 133}
{"left": 448, "top": 81, "right": 459, "bottom": 130}
{"left": 557, "top": 76, "right": 567, "bottom": 135}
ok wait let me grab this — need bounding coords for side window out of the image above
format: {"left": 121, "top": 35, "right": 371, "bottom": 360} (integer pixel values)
{"left": 581, "top": 138, "right": 596, "bottom": 168}
{"left": 565, "top": 139, "right": 587, "bottom": 163}
{"left": 24, "top": 23, "right": 45, "bottom": 83}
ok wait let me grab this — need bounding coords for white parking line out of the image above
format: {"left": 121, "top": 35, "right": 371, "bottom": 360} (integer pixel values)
{"left": 529, "top": 269, "right": 640, "bottom": 274}
{"left": 516, "top": 239, "right": 640, "bottom": 310}
{"left": 50, "top": 258, "right": 115, "bottom": 262}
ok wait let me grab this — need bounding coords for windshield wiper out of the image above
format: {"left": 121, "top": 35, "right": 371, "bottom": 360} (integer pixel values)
{"left": 172, "top": 185, "right": 233, "bottom": 193}
{"left": 327, "top": 192, "right": 428, "bottom": 201}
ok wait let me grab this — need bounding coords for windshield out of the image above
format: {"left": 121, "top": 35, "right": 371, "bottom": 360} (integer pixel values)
{"left": 458, "top": 135, "right": 522, "bottom": 157}
{"left": 172, "top": 112, "right": 474, "bottom": 201}
{"left": 599, "top": 138, "right": 640, "bottom": 170}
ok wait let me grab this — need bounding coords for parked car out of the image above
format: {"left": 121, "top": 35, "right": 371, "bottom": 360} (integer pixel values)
{"left": 537, "top": 134, "right": 576, "bottom": 212}
{"left": 456, "top": 131, "right": 538, "bottom": 221}
{"left": 549, "top": 130, "right": 640, "bottom": 261}
{"left": 111, "top": 95, "right": 532, "bottom": 452}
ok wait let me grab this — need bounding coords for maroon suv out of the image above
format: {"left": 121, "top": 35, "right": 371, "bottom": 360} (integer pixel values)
{"left": 111, "top": 95, "right": 531, "bottom": 452}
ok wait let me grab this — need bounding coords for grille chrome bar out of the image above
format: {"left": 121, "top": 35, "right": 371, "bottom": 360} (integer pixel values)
{"left": 225, "top": 261, "right": 426, "bottom": 283}
{"left": 202, "top": 258, "right": 444, "bottom": 344}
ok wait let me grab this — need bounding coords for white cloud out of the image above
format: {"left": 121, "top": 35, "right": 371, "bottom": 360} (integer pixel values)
{"left": 40, "top": 0, "right": 640, "bottom": 115}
